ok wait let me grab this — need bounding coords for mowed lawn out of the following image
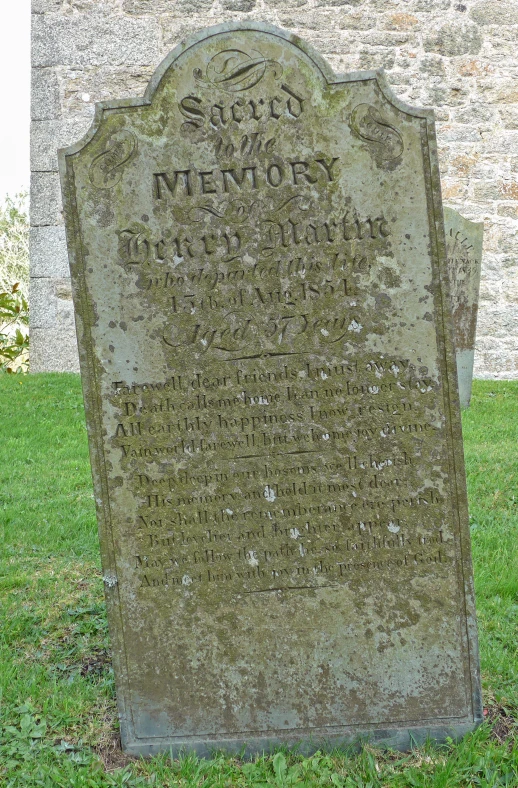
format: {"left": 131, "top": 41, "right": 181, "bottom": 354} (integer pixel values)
{"left": 0, "top": 374, "right": 516, "bottom": 787}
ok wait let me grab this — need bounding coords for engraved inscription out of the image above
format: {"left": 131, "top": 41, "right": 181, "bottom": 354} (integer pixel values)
{"left": 151, "top": 156, "right": 338, "bottom": 200}
{"left": 446, "top": 224, "right": 481, "bottom": 349}
{"left": 179, "top": 84, "right": 304, "bottom": 138}
{"left": 108, "top": 343, "right": 450, "bottom": 597}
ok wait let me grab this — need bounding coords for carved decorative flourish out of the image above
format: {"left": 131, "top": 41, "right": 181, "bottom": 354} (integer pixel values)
{"left": 170, "top": 191, "right": 314, "bottom": 229}
{"left": 194, "top": 49, "right": 282, "bottom": 93}
{"left": 350, "top": 104, "right": 404, "bottom": 164}
{"left": 173, "top": 199, "right": 256, "bottom": 226}
{"left": 89, "top": 130, "right": 138, "bottom": 189}
{"left": 271, "top": 194, "right": 312, "bottom": 215}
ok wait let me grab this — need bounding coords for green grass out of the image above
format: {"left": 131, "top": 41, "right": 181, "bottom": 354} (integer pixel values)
{"left": 463, "top": 382, "right": 518, "bottom": 712}
{"left": 0, "top": 374, "right": 516, "bottom": 787}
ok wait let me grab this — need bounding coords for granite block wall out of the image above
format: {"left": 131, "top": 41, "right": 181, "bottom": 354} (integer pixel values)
{"left": 30, "top": 0, "right": 518, "bottom": 377}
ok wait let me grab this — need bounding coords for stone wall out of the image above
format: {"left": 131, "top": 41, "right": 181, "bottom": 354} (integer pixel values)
{"left": 30, "top": 0, "right": 518, "bottom": 377}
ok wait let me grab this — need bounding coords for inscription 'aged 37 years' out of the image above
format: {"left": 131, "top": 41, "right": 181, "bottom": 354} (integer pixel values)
{"left": 60, "top": 23, "right": 482, "bottom": 757}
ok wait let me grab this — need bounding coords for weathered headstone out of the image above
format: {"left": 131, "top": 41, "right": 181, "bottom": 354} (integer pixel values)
{"left": 59, "top": 23, "right": 482, "bottom": 756}
{"left": 444, "top": 207, "right": 483, "bottom": 409}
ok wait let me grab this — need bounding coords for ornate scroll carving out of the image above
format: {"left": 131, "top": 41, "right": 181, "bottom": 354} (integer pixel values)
{"left": 350, "top": 104, "right": 404, "bottom": 165}
{"left": 89, "top": 130, "right": 138, "bottom": 189}
{"left": 194, "top": 49, "right": 282, "bottom": 92}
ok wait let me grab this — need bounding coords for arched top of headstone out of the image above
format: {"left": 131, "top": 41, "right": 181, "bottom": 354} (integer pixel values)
{"left": 59, "top": 21, "right": 432, "bottom": 164}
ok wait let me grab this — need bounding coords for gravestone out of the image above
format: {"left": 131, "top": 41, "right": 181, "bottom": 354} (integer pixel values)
{"left": 59, "top": 22, "right": 482, "bottom": 756}
{"left": 444, "top": 207, "right": 483, "bottom": 409}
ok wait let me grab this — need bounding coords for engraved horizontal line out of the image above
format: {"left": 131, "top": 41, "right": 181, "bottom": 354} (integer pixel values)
{"left": 131, "top": 713, "right": 472, "bottom": 742}
{"left": 233, "top": 449, "right": 320, "bottom": 459}
{"left": 281, "top": 449, "right": 321, "bottom": 456}
{"left": 222, "top": 352, "right": 312, "bottom": 362}
{"left": 241, "top": 584, "right": 337, "bottom": 595}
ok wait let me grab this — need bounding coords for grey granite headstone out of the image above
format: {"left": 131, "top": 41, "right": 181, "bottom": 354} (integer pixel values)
{"left": 444, "top": 207, "right": 483, "bottom": 409}
{"left": 59, "top": 23, "right": 481, "bottom": 757}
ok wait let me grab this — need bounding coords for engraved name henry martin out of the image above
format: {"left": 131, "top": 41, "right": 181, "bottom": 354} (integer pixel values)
{"left": 59, "top": 23, "right": 482, "bottom": 756}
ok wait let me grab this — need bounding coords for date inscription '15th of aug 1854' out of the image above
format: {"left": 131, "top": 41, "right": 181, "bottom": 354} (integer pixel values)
{"left": 60, "top": 22, "right": 482, "bottom": 758}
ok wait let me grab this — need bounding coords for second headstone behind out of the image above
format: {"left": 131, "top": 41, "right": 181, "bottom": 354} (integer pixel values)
{"left": 444, "top": 207, "right": 483, "bottom": 409}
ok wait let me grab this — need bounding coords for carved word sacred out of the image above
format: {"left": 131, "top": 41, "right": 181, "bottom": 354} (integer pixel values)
{"left": 60, "top": 23, "right": 481, "bottom": 757}
{"left": 444, "top": 207, "right": 483, "bottom": 409}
